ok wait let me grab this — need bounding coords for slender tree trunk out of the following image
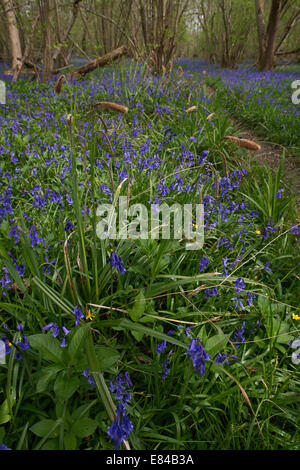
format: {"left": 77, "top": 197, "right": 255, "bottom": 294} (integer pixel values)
{"left": 263, "top": 0, "right": 282, "bottom": 70}
{"left": 3, "top": 0, "right": 22, "bottom": 76}
{"left": 255, "top": 0, "right": 267, "bottom": 68}
{"left": 40, "top": 0, "right": 53, "bottom": 81}
{"left": 256, "top": 0, "right": 282, "bottom": 70}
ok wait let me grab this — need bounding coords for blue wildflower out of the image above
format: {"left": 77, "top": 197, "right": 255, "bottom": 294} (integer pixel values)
{"left": 107, "top": 403, "right": 134, "bottom": 450}
{"left": 0, "top": 444, "right": 11, "bottom": 450}
{"left": 109, "top": 252, "right": 126, "bottom": 275}
{"left": 199, "top": 256, "right": 209, "bottom": 272}
{"left": 233, "top": 322, "right": 246, "bottom": 348}
{"left": 82, "top": 368, "right": 95, "bottom": 388}
{"left": 156, "top": 340, "right": 167, "bottom": 354}
{"left": 73, "top": 305, "right": 84, "bottom": 326}
{"left": 186, "top": 338, "right": 210, "bottom": 376}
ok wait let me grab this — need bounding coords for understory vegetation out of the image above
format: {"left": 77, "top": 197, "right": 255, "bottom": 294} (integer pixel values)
{"left": 0, "top": 60, "right": 299, "bottom": 450}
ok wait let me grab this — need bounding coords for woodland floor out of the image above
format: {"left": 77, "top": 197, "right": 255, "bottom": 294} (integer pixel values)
{"left": 207, "top": 84, "right": 300, "bottom": 212}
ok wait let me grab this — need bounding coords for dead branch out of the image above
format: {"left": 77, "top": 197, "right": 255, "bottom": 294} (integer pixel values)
{"left": 68, "top": 45, "right": 127, "bottom": 78}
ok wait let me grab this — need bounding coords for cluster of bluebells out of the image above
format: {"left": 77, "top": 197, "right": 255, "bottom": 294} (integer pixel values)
{"left": 156, "top": 325, "right": 242, "bottom": 380}
{"left": 73, "top": 305, "right": 84, "bottom": 326}
{"left": 109, "top": 252, "right": 126, "bottom": 275}
{"left": 231, "top": 278, "right": 255, "bottom": 311}
{"left": 107, "top": 372, "right": 134, "bottom": 449}
{"left": 43, "top": 322, "right": 70, "bottom": 347}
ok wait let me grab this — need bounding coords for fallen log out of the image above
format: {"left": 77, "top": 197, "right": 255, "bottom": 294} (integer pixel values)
{"left": 68, "top": 45, "right": 127, "bottom": 78}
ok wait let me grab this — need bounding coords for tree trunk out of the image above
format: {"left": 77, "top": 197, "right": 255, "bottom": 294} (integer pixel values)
{"left": 256, "top": 0, "right": 282, "bottom": 70}
{"left": 40, "top": 0, "right": 53, "bottom": 82}
{"left": 3, "top": 0, "right": 22, "bottom": 77}
{"left": 263, "top": 0, "right": 282, "bottom": 70}
{"left": 255, "top": 0, "right": 267, "bottom": 68}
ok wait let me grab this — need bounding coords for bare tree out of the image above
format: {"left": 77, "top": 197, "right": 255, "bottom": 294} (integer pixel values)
{"left": 255, "top": 0, "right": 299, "bottom": 70}
{"left": 3, "top": 0, "right": 22, "bottom": 76}
{"left": 138, "top": 0, "right": 189, "bottom": 75}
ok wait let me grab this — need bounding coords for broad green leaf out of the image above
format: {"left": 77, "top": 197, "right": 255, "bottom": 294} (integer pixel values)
{"left": 71, "top": 417, "right": 97, "bottom": 438}
{"left": 95, "top": 346, "right": 120, "bottom": 370}
{"left": 54, "top": 374, "right": 79, "bottom": 402}
{"left": 205, "top": 334, "right": 231, "bottom": 354}
{"left": 68, "top": 324, "right": 89, "bottom": 361}
{"left": 128, "top": 290, "right": 146, "bottom": 322}
{"left": 28, "top": 334, "right": 64, "bottom": 364}
{"left": 36, "top": 365, "right": 64, "bottom": 393}
{"left": 0, "top": 400, "right": 10, "bottom": 425}
{"left": 30, "top": 419, "right": 59, "bottom": 438}
{"left": 64, "top": 432, "right": 77, "bottom": 450}
{"left": 41, "top": 439, "right": 59, "bottom": 450}
{"left": 131, "top": 330, "right": 144, "bottom": 342}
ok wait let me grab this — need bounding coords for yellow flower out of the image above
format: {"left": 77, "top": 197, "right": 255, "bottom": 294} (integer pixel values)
{"left": 255, "top": 230, "right": 261, "bottom": 235}
{"left": 292, "top": 313, "right": 300, "bottom": 320}
{"left": 86, "top": 308, "right": 95, "bottom": 321}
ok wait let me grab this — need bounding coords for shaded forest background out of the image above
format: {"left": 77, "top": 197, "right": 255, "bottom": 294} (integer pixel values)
{"left": 0, "top": 0, "right": 300, "bottom": 82}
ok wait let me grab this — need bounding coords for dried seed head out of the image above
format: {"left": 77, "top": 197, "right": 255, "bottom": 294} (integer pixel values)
{"left": 54, "top": 75, "right": 66, "bottom": 95}
{"left": 178, "top": 66, "right": 184, "bottom": 75}
{"left": 186, "top": 106, "right": 197, "bottom": 114}
{"left": 187, "top": 93, "right": 192, "bottom": 105}
{"left": 94, "top": 101, "right": 128, "bottom": 114}
{"left": 225, "top": 136, "right": 261, "bottom": 151}
{"left": 67, "top": 114, "right": 72, "bottom": 126}
{"left": 207, "top": 113, "right": 215, "bottom": 121}
{"left": 202, "top": 70, "right": 208, "bottom": 76}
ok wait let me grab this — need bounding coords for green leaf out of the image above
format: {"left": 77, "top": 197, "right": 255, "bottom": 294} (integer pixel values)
{"left": 54, "top": 374, "right": 79, "bottom": 402}
{"left": 68, "top": 324, "right": 89, "bottom": 361}
{"left": 36, "top": 365, "right": 64, "bottom": 393}
{"left": 30, "top": 419, "right": 59, "bottom": 438}
{"left": 128, "top": 290, "right": 146, "bottom": 322}
{"left": 131, "top": 330, "right": 144, "bottom": 342}
{"left": 205, "top": 334, "right": 230, "bottom": 354}
{"left": 0, "top": 400, "right": 10, "bottom": 425}
{"left": 95, "top": 346, "right": 120, "bottom": 370}
{"left": 71, "top": 417, "right": 97, "bottom": 438}
{"left": 64, "top": 432, "right": 77, "bottom": 450}
{"left": 41, "top": 439, "right": 59, "bottom": 450}
{"left": 28, "top": 333, "right": 64, "bottom": 364}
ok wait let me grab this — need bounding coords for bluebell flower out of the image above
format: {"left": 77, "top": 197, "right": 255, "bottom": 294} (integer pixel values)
{"left": 64, "top": 220, "right": 75, "bottom": 231}
{"left": 109, "top": 252, "right": 126, "bottom": 275}
{"left": 156, "top": 340, "right": 167, "bottom": 354}
{"left": 275, "top": 189, "right": 284, "bottom": 198}
{"left": 107, "top": 373, "right": 134, "bottom": 448}
{"left": 199, "top": 256, "right": 209, "bottom": 272}
{"left": 43, "top": 322, "right": 70, "bottom": 347}
{"left": 215, "top": 353, "right": 229, "bottom": 365}
{"left": 162, "top": 355, "right": 171, "bottom": 379}
{"left": 0, "top": 444, "right": 11, "bottom": 450}
{"left": 73, "top": 305, "right": 84, "bottom": 326}
{"left": 186, "top": 338, "right": 210, "bottom": 376}
{"left": 233, "top": 322, "right": 246, "bottom": 348}
{"left": 204, "top": 287, "right": 219, "bottom": 299}
{"left": 109, "top": 372, "right": 133, "bottom": 404}
{"left": 82, "top": 368, "right": 95, "bottom": 388}
{"left": 28, "top": 225, "right": 42, "bottom": 248}
{"left": 107, "top": 403, "right": 134, "bottom": 450}
{"left": 264, "top": 261, "right": 272, "bottom": 272}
